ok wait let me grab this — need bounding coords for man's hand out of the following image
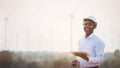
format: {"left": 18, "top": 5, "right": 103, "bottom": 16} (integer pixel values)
{"left": 71, "top": 51, "right": 89, "bottom": 61}
{"left": 71, "top": 59, "right": 78, "bottom": 67}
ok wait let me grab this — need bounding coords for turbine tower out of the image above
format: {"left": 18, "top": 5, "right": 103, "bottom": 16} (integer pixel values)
{"left": 70, "top": 6, "right": 80, "bottom": 51}
{"left": 4, "top": 10, "right": 12, "bottom": 50}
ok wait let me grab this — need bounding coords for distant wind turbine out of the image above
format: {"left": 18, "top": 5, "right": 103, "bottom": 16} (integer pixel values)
{"left": 4, "top": 10, "right": 13, "bottom": 50}
{"left": 70, "top": 6, "right": 80, "bottom": 51}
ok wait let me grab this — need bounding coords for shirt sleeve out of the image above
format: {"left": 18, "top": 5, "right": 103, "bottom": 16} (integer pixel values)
{"left": 88, "top": 40, "right": 105, "bottom": 64}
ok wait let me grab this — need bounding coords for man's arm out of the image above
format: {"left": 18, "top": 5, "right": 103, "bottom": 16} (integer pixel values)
{"left": 88, "top": 41, "right": 105, "bottom": 64}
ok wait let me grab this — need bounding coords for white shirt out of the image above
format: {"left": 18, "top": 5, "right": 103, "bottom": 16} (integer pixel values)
{"left": 76, "top": 33, "right": 105, "bottom": 68}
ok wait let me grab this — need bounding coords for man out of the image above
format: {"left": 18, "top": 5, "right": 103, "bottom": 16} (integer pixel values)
{"left": 71, "top": 15, "right": 105, "bottom": 68}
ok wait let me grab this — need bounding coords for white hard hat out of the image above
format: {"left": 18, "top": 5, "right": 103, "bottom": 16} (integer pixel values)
{"left": 83, "top": 15, "right": 97, "bottom": 23}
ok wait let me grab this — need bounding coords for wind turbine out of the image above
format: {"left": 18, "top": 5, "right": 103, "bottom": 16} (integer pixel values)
{"left": 70, "top": 6, "right": 80, "bottom": 51}
{"left": 4, "top": 10, "right": 12, "bottom": 50}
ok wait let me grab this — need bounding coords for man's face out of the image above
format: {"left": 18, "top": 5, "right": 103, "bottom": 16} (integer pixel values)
{"left": 83, "top": 20, "right": 96, "bottom": 35}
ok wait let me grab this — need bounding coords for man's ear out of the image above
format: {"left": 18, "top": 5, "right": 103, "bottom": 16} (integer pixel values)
{"left": 94, "top": 23, "right": 97, "bottom": 29}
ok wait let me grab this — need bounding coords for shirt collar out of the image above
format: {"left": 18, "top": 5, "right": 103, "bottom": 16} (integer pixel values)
{"left": 84, "top": 33, "right": 95, "bottom": 39}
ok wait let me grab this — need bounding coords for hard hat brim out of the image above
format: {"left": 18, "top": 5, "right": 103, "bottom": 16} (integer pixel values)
{"left": 83, "top": 18, "right": 97, "bottom": 23}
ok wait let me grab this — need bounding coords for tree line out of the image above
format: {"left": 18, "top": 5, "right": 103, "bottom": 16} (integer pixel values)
{"left": 0, "top": 49, "right": 119, "bottom": 68}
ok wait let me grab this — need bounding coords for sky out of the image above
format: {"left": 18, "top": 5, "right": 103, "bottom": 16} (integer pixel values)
{"left": 0, "top": 0, "right": 120, "bottom": 52}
